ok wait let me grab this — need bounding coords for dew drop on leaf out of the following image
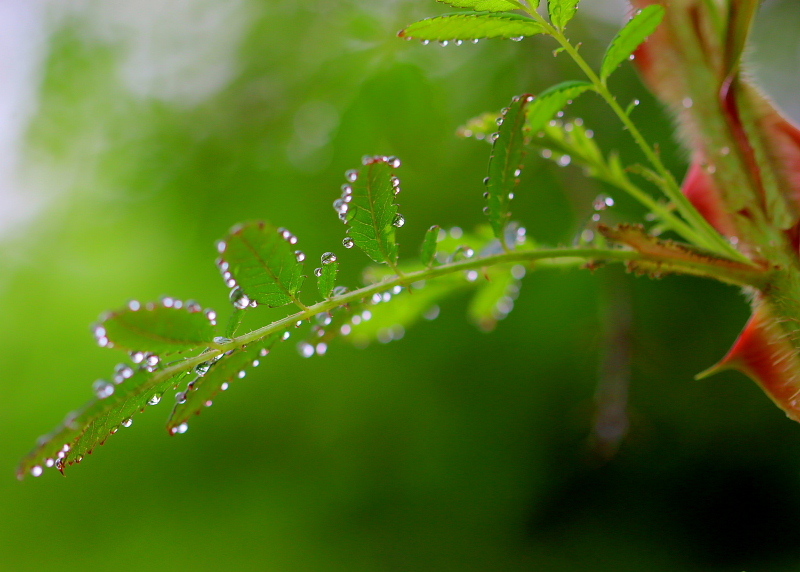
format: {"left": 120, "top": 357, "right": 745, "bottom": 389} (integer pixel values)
{"left": 314, "top": 267, "right": 323, "bottom": 277}
{"left": 122, "top": 418, "right": 133, "bottom": 428}
{"left": 343, "top": 237, "right": 354, "bottom": 249}
{"left": 229, "top": 287, "right": 252, "bottom": 310}
{"left": 345, "top": 169, "right": 358, "bottom": 182}
{"left": 321, "top": 252, "right": 337, "bottom": 265}
{"left": 176, "top": 392, "right": 187, "bottom": 404}
{"left": 392, "top": 214, "right": 405, "bottom": 228}
{"left": 295, "top": 251, "right": 306, "bottom": 262}
{"left": 31, "top": 465, "right": 43, "bottom": 477}
{"left": 221, "top": 382, "right": 229, "bottom": 391}
{"left": 213, "top": 336, "right": 232, "bottom": 345}
{"left": 147, "top": 393, "right": 162, "bottom": 406}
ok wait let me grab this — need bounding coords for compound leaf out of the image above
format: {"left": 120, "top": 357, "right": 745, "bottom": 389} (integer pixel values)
{"left": 437, "top": 0, "right": 528, "bottom": 11}
{"left": 94, "top": 299, "right": 216, "bottom": 355}
{"left": 548, "top": 0, "right": 581, "bottom": 30}
{"left": 600, "top": 5, "right": 665, "bottom": 81}
{"left": 18, "top": 366, "right": 189, "bottom": 479}
{"left": 343, "top": 156, "right": 402, "bottom": 265}
{"left": 486, "top": 94, "right": 533, "bottom": 240}
{"left": 398, "top": 12, "right": 544, "bottom": 42}
{"left": 217, "top": 221, "right": 305, "bottom": 308}
{"left": 527, "top": 80, "right": 593, "bottom": 133}
{"left": 167, "top": 333, "right": 284, "bottom": 433}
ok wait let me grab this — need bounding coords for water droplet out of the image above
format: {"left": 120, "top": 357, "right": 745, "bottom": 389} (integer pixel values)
{"left": 176, "top": 392, "right": 187, "bottom": 404}
{"left": 93, "top": 379, "right": 115, "bottom": 399}
{"left": 508, "top": 193, "right": 514, "bottom": 200}
{"left": 465, "top": 270, "right": 479, "bottom": 282}
{"left": 512, "top": 265, "right": 526, "bottom": 279}
{"left": 221, "top": 382, "right": 230, "bottom": 391}
{"left": 450, "top": 226, "right": 463, "bottom": 239}
{"left": 483, "top": 177, "right": 490, "bottom": 186}
{"left": 113, "top": 363, "right": 134, "bottom": 384}
{"left": 483, "top": 206, "right": 490, "bottom": 214}
{"left": 282, "top": 331, "right": 291, "bottom": 341}
{"left": 333, "top": 198, "right": 346, "bottom": 212}
{"left": 340, "top": 324, "right": 352, "bottom": 335}
{"left": 387, "top": 156, "right": 401, "bottom": 169}
{"left": 122, "top": 418, "right": 133, "bottom": 428}
{"left": 145, "top": 354, "right": 160, "bottom": 368}
{"left": 556, "top": 111, "right": 564, "bottom": 118}
{"left": 332, "top": 285, "right": 348, "bottom": 296}
{"left": 438, "top": 40, "right": 449, "bottom": 47}
{"left": 496, "top": 117, "right": 504, "bottom": 126}
{"left": 343, "top": 236, "right": 354, "bottom": 249}
{"left": 297, "top": 342, "right": 315, "bottom": 358}
{"left": 628, "top": 54, "right": 635, "bottom": 61}
{"left": 593, "top": 194, "right": 614, "bottom": 211}
{"left": 720, "top": 146, "right": 730, "bottom": 156}
{"left": 237, "top": 370, "right": 246, "bottom": 379}
{"left": 185, "top": 300, "right": 202, "bottom": 313}
{"left": 454, "top": 39, "right": 463, "bottom": 46}
{"left": 205, "top": 309, "right": 217, "bottom": 325}
{"left": 195, "top": 362, "right": 211, "bottom": 377}
{"left": 229, "top": 287, "right": 251, "bottom": 310}
{"left": 213, "top": 336, "right": 232, "bottom": 345}
{"left": 130, "top": 351, "right": 145, "bottom": 364}
{"left": 382, "top": 292, "right": 392, "bottom": 303}
{"left": 341, "top": 184, "right": 353, "bottom": 196}
{"left": 216, "top": 241, "right": 227, "bottom": 253}
{"left": 682, "top": 97, "right": 693, "bottom": 108}
{"left": 161, "top": 296, "right": 175, "bottom": 308}
{"left": 541, "top": 149, "right": 552, "bottom": 159}
{"left": 315, "top": 342, "right": 328, "bottom": 355}
{"left": 147, "top": 393, "right": 162, "bottom": 406}
{"left": 345, "top": 169, "right": 358, "bottom": 182}
{"left": 45, "top": 458, "right": 55, "bottom": 468}
{"left": 361, "top": 310, "right": 372, "bottom": 321}
{"left": 128, "top": 300, "right": 141, "bottom": 311}
{"left": 490, "top": 132, "right": 500, "bottom": 142}
{"left": 295, "top": 250, "right": 306, "bottom": 262}
{"left": 176, "top": 422, "right": 189, "bottom": 434}
{"left": 421, "top": 39, "right": 429, "bottom": 46}
{"left": 558, "top": 155, "right": 572, "bottom": 167}
{"left": 31, "top": 465, "right": 43, "bottom": 477}
{"left": 513, "top": 168, "right": 522, "bottom": 177}
{"left": 472, "top": 38, "right": 479, "bottom": 44}
{"left": 510, "top": 36, "right": 523, "bottom": 42}
{"left": 314, "top": 267, "right": 323, "bottom": 277}
{"left": 392, "top": 214, "right": 405, "bottom": 228}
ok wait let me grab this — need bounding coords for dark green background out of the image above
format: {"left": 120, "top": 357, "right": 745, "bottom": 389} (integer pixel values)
{"left": 4, "top": 1, "right": 800, "bottom": 570}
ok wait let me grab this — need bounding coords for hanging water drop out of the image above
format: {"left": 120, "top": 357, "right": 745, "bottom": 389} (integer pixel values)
{"left": 122, "top": 418, "right": 133, "bottom": 428}
{"left": 221, "top": 382, "right": 230, "bottom": 391}
{"left": 510, "top": 36, "right": 523, "bottom": 42}
{"left": 176, "top": 422, "right": 189, "bottom": 434}
{"left": 229, "top": 287, "right": 251, "bottom": 310}
{"left": 490, "top": 132, "right": 500, "bottom": 142}
{"left": 130, "top": 351, "right": 145, "bottom": 364}
{"left": 31, "top": 465, "right": 43, "bottom": 477}
{"left": 295, "top": 250, "right": 306, "bottom": 262}
{"left": 147, "top": 393, "right": 162, "bottom": 406}
{"left": 195, "top": 362, "right": 211, "bottom": 377}
{"left": 387, "top": 156, "right": 401, "bottom": 169}
{"left": 93, "top": 379, "right": 115, "bottom": 399}
{"left": 205, "top": 309, "right": 217, "bottom": 325}
{"left": 282, "top": 331, "right": 291, "bottom": 341}
{"left": 392, "top": 214, "right": 405, "bottom": 228}
{"left": 297, "top": 342, "right": 315, "bottom": 358}
{"left": 314, "top": 267, "right": 323, "bottom": 277}
{"left": 176, "top": 392, "right": 187, "bottom": 404}
{"left": 321, "top": 252, "right": 337, "bottom": 265}
{"left": 345, "top": 169, "right": 358, "bottom": 182}
{"left": 438, "top": 40, "right": 448, "bottom": 47}
{"left": 128, "top": 300, "right": 141, "bottom": 311}
{"left": 454, "top": 39, "right": 463, "bottom": 46}
{"left": 465, "top": 270, "right": 479, "bottom": 282}
{"left": 113, "top": 363, "right": 134, "bottom": 384}
{"left": 557, "top": 155, "right": 572, "bottom": 167}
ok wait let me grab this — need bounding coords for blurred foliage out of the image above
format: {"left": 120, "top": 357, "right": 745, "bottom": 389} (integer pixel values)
{"left": 3, "top": 1, "right": 800, "bottom": 570}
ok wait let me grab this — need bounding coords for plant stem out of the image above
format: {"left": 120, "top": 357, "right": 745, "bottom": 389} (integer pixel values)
{"left": 524, "top": 12, "right": 755, "bottom": 266}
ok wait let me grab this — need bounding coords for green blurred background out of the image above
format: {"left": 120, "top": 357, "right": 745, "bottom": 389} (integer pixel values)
{"left": 4, "top": 1, "right": 800, "bottom": 570}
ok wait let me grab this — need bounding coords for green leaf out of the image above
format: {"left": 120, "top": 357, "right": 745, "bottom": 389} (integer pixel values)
{"left": 548, "top": 0, "right": 581, "bottom": 30}
{"left": 94, "top": 299, "right": 216, "bottom": 355}
{"left": 468, "top": 266, "right": 522, "bottom": 331}
{"left": 17, "top": 366, "right": 189, "bottom": 479}
{"left": 398, "top": 12, "right": 545, "bottom": 42}
{"left": 421, "top": 225, "right": 441, "bottom": 268}
{"left": 526, "top": 80, "right": 593, "bottom": 133}
{"left": 486, "top": 94, "right": 532, "bottom": 240}
{"left": 437, "top": 0, "right": 528, "bottom": 11}
{"left": 600, "top": 5, "right": 665, "bottom": 81}
{"left": 167, "top": 334, "right": 283, "bottom": 434}
{"left": 316, "top": 253, "right": 339, "bottom": 298}
{"left": 217, "top": 221, "right": 305, "bottom": 308}
{"left": 343, "top": 156, "right": 402, "bottom": 266}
